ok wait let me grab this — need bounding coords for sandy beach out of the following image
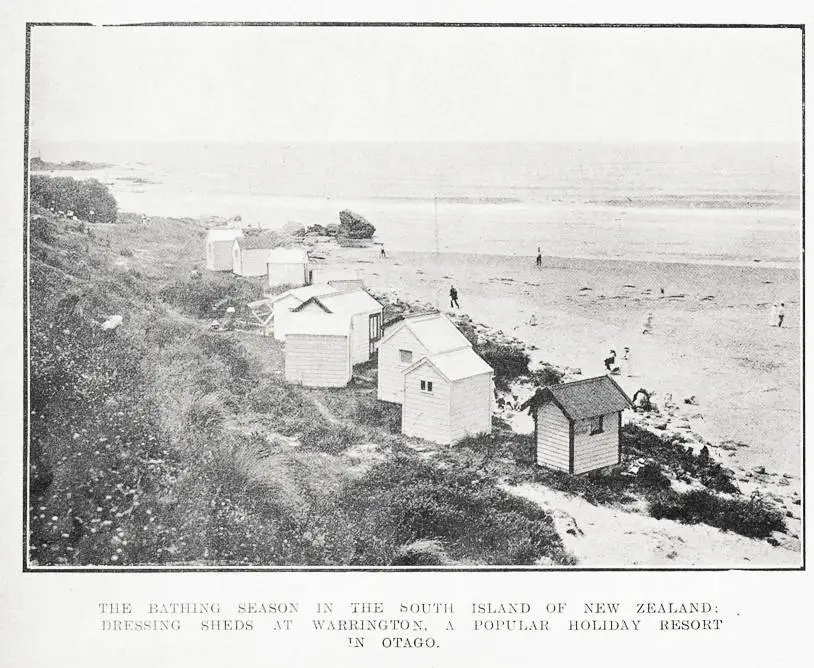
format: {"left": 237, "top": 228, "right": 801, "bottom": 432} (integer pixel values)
{"left": 313, "top": 244, "right": 801, "bottom": 483}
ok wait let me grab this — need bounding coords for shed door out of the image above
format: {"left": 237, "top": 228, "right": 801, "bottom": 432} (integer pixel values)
{"left": 368, "top": 313, "right": 382, "bottom": 356}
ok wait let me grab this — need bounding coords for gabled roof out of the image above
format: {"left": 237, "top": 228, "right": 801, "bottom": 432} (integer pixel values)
{"left": 380, "top": 312, "right": 471, "bottom": 355}
{"left": 293, "top": 289, "right": 382, "bottom": 316}
{"left": 206, "top": 228, "right": 244, "bottom": 242}
{"left": 403, "top": 347, "right": 493, "bottom": 382}
{"left": 286, "top": 313, "right": 351, "bottom": 337}
{"left": 520, "top": 375, "right": 632, "bottom": 420}
{"left": 267, "top": 247, "right": 308, "bottom": 264}
{"left": 267, "top": 283, "right": 338, "bottom": 307}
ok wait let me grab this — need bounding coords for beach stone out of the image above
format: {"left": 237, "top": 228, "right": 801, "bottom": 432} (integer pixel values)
{"left": 777, "top": 478, "right": 790, "bottom": 486}
{"left": 766, "top": 537, "right": 780, "bottom": 547}
{"left": 752, "top": 466, "right": 766, "bottom": 474}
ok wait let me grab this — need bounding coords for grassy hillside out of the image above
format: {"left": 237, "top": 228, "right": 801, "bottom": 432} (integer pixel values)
{"left": 27, "top": 205, "right": 573, "bottom": 566}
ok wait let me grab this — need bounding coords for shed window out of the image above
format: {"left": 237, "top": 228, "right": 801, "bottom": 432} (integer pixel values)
{"left": 399, "top": 349, "right": 413, "bottom": 364}
{"left": 420, "top": 380, "right": 433, "bottom": 392}
{"left": 589, "top": 415, "right": 604, "bottom": 435}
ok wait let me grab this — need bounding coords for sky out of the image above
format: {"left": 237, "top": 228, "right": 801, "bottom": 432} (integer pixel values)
{"left": 29, "top": 25, "right": 803, "bottom": 143}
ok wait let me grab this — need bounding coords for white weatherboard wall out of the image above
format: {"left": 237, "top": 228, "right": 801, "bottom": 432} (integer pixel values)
{"left": 449, "top": 373, "right": 493, "bottom": 443}
{"left": 234, "top": 248, "right": 271, "bottom": 277}
{"left": 268, "top": 262, "right": 308, "bottom": 288}
{"left": 573, "top": 411, "right": 620, "bottom": 475}
{"left": 401, "top": 365, "right": 451, "bottom": 444}
{"left": 535, "top": 402, "right": 571, "bottom": 472}
{"left": 378, "top": 327, "right": 429, "bottom": 403}
{"left": 206, "top": 240, "right": 235, "bottom": 271}
{"left": 285, "top": 333, "right": 351, "bottom": 387}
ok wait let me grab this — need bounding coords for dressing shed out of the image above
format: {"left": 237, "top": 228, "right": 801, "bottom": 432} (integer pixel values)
{"left": 232, "top": 236, "right": 275, "bottom": 277}
{"left": 401, "top": 347, "right": 493, "bottom": 445}
{"left": 205, "top": 228, "right": 243, "bottom": 271}
{"left": 520, "top": 375, "right": 633, "bottom": 475}
{"left": 284, "top": 314, "right": 352, "bottom": 387}
{"left": 291, "top": 289, "right": 383, "bottom": 364}
{"left": 267, "top": 284, "right": 339, "bottom": 341}
{"left": 377, "top": 312, "right": 472, "bottom": 404}
{"left": 267, "top": 247, "right": 311, "bottom": 288}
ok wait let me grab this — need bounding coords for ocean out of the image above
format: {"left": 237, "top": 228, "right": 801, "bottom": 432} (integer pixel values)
{"left": 33, "top": 141, "right": 802, "bottom": 267}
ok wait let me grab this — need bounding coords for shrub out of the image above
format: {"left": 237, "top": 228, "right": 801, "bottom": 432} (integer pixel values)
{"left": 30, "top": 174, "right": 118, "bottom": 223}
{"left": 475, "top": 341, "right": 530, "bottom": 389}
{"left": 636, "top": 463, "right": 671, "bottom": 491}
{"left": 119, "top": 248, "right": 134, "bottom": 257}
{"left": 649, "top": 489, "right": 785, "bottom": 538}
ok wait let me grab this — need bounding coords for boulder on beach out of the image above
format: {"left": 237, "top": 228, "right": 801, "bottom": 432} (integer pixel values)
{"left": 338, "top": 209, "right": 376, "bottom": 239}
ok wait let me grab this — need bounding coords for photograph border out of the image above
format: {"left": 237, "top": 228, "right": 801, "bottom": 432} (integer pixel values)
{"left": 21, "top": 20, "right": 807, "bottom": 573}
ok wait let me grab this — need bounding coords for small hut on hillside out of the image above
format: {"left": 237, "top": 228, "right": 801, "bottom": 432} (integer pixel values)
{"left": 377, "top": 312, "right": 472, "bottom": 404}
{"left": 232, "top": 233, "right": 278, "bottom": 277}
{"left": 267, "top": 247, "right": 311, "bottom": 288}
{"left": 291, "top": 289, "right": 383, "bottom": 364}
{"left": 284, "top": 314, "right": 352, "bottom": 387}
{"left": 401, "top": 347, "right": 493, "bottom": 445}
{"left": 267, "top": 284, "right": 339, "bottom": 341}
{"left": 520, "top": 375, "right": 632, "bottom": 475}
{"left": 205, "top": 228, "right": 244, "bottom": 271}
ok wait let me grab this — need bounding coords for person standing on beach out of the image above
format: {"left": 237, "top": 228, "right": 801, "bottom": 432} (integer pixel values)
{"left": 623, "top": 346, "right": 633, "bottom": 377}
{"left": 380, "top": 247, "right": 387, "bottom": 258}
{"left": 449, "top": 284, "right": 460, "bottom": 309}
{"left": 777, "top": 302, "right": 786, "bottom": 327}
{"left": 536, "top": 246, "right": 542, "bottom": 268}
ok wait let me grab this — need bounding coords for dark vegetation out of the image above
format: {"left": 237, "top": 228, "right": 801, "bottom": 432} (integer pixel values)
{"left": 338, "top": 209, "right": 376, "bottom": 239}
{"left": 31, "top": 174, "right": 118, "bottom": 223}
{"left": 158, "top": 275, "right": 264, "bottom": 319}
{"left": 31, "top": 157, "right": 111, "bottom": 171}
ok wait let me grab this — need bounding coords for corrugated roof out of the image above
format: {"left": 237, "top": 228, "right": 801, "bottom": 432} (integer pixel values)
{"left": 522, "top": 375, "right": 632, "bottom": 419}
{"left": 268, "top": 284, "right": 338, "bottom": 306}
{"left": 401, "top": 313, "right": 472, "bottom": 354}
{"left": 286, "top": 313, "right": 351, "bottom": 337}
{"left": 206, "top": 228, "right": 244, "bottom": 242}
{"left": 405, "top": 347, "right": 493, "bottom": 382}
{"left": 268, "top": 247, "right": 308, "bottom": 264}
{"left": 310, "top": 290, "right": 381, "bottom": 316}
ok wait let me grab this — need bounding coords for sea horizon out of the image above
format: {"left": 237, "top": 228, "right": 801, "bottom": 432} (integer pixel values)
{"left": 30, "top": 139, "right": 803, "bottom": 268}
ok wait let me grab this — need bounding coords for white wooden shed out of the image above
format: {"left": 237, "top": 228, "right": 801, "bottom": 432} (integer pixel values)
{"left": 520, "top": 375, "right": 632, "bottom": 475}
{"left": 267, "top": 284, "right": 339, "bottom": 341}
{"left": 377, "top": 312, "right": 472, "bottom": 404}
{"left": 309, "top": 267, "right": 365, "bottom": 292}
{"left": 267, "top": 247, "right": 311, "bottom": 288}
{"left": 291, "top": 290, "right": 383, "bottom": 365}
{"left": 401, "top": 347, "right": 493, "bottom": 445}
{"left": 205, "top": 228, "right": 243, "bottom": 271}
{"left": 284, "top": 314, "right": 353, "bottom": 387}
{"left": 232, "top": 238, "right": 274, "bottom": 277}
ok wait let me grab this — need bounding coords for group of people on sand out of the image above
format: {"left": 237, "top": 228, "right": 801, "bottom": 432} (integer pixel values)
{"left": 603, "top": 346, "right": 633, "bottom": 377}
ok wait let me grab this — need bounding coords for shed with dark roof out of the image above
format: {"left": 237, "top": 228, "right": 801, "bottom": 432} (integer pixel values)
{"left": 520, "top": 375, "right": 632, "bottom": 474}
